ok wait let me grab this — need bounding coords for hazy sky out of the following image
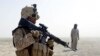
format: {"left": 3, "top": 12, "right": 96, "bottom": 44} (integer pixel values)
{"left": 0, "top": 0, "right": 100, "bottom": 38}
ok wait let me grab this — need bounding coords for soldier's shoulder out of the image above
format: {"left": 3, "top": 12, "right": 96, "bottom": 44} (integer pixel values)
{"left": 12, "top": 27, "right": 23, "bottom": 35}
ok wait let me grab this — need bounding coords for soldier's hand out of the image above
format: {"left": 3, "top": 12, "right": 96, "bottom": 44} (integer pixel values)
{"left": 31, "top": 30, "right": 41, "bottom": 38}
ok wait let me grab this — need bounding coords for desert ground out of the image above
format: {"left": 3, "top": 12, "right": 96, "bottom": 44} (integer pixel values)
{"left": 0, "top": 38, "right": 100, "bottom": 56}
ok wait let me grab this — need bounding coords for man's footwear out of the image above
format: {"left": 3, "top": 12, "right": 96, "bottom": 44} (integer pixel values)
{"left": 72, "top": 49, "right": 77, "bottom": 51}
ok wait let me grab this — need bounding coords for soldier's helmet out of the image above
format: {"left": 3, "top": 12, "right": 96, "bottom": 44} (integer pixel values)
{"left": 21, "top": 4, "right": 40, "bottom": 20}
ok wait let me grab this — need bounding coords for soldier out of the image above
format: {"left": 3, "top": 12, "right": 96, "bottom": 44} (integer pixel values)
{"left": 71, "top": 24, "right": 79, "bottom": 51}
{"left": 12, "top": 4, "right": 54, "bottom": 56}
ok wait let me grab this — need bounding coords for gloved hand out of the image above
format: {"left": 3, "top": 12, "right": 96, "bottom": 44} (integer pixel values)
{"left": 31, "top": 30, "right": 41, "bottom": 38}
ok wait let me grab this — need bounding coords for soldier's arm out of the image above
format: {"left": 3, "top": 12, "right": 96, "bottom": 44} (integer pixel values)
{"left": 13, "top": 28, "right": 35, "bottom": 51}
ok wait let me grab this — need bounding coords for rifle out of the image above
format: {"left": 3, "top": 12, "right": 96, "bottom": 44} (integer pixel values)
{"left": 39, "top": 23, "right": 69, "bottom": 47}
{"left": 18, "top": 4, "right": 69, "bottom": 47}
{"left": 18, "top": 18, "right": 69, "bottom": 47}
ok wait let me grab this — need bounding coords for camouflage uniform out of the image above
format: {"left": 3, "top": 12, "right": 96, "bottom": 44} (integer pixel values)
{"left": 12, "top": 27, "right": 54, "bottom": 56}
{"left": 12, "top": 4, "right": 54, "bottom": 56}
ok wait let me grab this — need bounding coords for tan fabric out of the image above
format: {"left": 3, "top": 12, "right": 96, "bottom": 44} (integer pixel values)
{"left": 21, "top": 6, "right": 40, "bottom": 20}
{"left": 13, "top": 28, "right": 35, "bottom": 51}
{"left": 16, "top": 49, "right": 30, "bottom": 56}
{"left": 31, "top": 30, "right": 41, "bottom": 42}
{"left": 21, "top": 6, "right": 34, "bottom": 18}
{"left": 31, "top": 42, "right": 41, "bottom": 56}
{"left": 47, "top": 40, "right": 54, "bottom": 48}
{"left": 13, "top": 28, "right": 53, "bottom": 56}
{"left": 31, "top": 42, "right": 53, "bottom": 56}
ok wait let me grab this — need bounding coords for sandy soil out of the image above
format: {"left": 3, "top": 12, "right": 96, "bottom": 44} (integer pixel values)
{"left": 0, "top": 38, "right": 100, "bottom": 56}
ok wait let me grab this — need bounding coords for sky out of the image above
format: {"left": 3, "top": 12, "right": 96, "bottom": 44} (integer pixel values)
{"left": 0, "top": 0, "right": 100, "bottom": 38}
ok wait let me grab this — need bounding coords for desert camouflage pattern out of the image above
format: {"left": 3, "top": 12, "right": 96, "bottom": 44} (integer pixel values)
{"left": 13, "top": 28, "right": 54, "bottom": 56}
{"left": 13, "top": 28, "right": 35, "bottom": 51}
{"left": 47, "top": 39, "right": 54, "bottom": 50}
{"left": 21, "top": 6, "right": 40, "bottom": 19}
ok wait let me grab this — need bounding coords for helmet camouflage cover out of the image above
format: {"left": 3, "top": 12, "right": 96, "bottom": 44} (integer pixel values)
{"left": 21, "top": 5, "right": 40, "bottom": 20}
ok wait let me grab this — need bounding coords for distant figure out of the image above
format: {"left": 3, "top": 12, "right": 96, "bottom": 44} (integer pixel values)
{"left": 71, "top": 24, "right": 79, "bottom": 51}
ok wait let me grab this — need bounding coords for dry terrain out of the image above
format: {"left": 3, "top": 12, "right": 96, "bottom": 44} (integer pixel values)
{"left": 0, "top": 38, "right": 100, "bottom": 56}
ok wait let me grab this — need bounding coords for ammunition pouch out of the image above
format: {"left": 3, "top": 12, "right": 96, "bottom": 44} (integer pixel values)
{"left": 16, "top": 49, "right": 30, "bottom": 56}
{"left": 32, "top": 42, "right": 53, "bottom": 56}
